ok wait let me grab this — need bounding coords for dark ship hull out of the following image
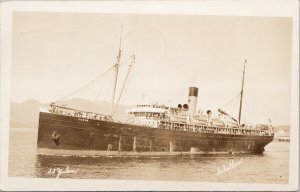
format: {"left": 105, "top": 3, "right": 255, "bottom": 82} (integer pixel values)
{"left": 37, "top": 112, "right": 273, "bottom": 156}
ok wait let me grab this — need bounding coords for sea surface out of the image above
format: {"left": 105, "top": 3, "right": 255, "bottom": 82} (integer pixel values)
{"left": 9, "top": 128, "right": 289, "bottom": 183}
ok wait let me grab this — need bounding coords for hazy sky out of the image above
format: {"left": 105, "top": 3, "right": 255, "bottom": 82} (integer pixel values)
{"left": 11, "top": 12, "right": 292, "bottom": 125}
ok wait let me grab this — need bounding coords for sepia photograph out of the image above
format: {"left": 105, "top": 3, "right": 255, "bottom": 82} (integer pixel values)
{"left": 0, "top": 1, "right": 298, "bottom": 191}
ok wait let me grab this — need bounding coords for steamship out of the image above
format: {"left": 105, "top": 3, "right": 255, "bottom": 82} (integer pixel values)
{"left": 37, "top": 36, "right": 274, "bottom": 156}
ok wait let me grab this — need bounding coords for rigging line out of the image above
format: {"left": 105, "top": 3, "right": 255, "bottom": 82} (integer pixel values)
{"left": 113, "top": 55, "right": 134, "bottom": 115}
{"left": 114, "top": 62, "right": 133, "bottom": 120}
{"left": 119, "top": 56, "right": 132, "bottom": 67}
{"left": 55, "top": 66, "right": 114, "bottom": 102}
{"left": 109, "top": 27, "right": 123, "bottom": 117}
{"left": 75, "top": 69, "right": 110, "bottom": 99}
{"left": 242, "top": 93, "right": 250, "bottom": 124}
{"left": 94, "top": 70, "right": 113, "bottom": 103}
{"left": 76, "top": 74, "right": 103, "bottom": 99}
{"left": 219, "top": 93, "right": 241, "bottom": 109}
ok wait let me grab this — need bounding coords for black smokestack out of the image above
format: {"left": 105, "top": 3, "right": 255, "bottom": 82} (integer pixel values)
{"left": 188, "top": 87, "right": 198, "bottom": 115}
{"left": 189, "top": 87, "right": 198, "bottom": 97}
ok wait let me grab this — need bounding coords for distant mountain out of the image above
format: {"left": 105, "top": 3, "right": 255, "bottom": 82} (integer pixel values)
{"left": 10, "top": 99, "right": 132, "bottom": 128}
{"left": 10, "top": 99, "right": 41, "bottom": 128}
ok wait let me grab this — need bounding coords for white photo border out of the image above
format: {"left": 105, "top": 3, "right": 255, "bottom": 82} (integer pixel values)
{"left": 0, "top": 0, "right": 299, "bottom": 191}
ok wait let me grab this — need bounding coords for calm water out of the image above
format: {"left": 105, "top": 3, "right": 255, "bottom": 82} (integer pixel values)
{"left": 9, "top": 128, "right": 289, "bottom": 183}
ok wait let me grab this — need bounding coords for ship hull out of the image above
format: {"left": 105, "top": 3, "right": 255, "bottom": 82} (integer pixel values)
{"left": 37, "top": 112, "right": 273, "bottom": 155}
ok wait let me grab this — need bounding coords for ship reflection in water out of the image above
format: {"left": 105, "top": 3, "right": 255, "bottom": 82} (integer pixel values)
{"left": 33, "top": 150, "right": 287, "bottom": 182}
{"left": 9, "top": 129, "right": 289, "bottom": 183}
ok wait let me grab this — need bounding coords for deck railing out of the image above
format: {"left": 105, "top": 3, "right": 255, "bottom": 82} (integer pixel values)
{"left": 159, "top": 120, "right": 273, "bottom": 137}
{"left": 46, "top": 103, "right": 273, "bottom": 137}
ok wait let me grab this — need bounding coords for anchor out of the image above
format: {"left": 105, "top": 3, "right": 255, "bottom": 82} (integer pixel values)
{"left": 51, "top": 131, "right": 60, "bottom": 146}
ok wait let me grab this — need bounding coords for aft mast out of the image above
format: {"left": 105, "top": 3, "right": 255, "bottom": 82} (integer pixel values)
{"left": 109, "top": 27, "right": 123, "bottom": 117}
{"left": 238, "top": 59, "right": 246, "bottom": 125}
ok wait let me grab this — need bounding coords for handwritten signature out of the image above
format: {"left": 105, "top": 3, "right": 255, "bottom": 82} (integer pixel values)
{"left": 47, "top": 166, "right": 79, "bottom": 178}
{"left": 216, "top": 159, "right": 243, "bottom": 175}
